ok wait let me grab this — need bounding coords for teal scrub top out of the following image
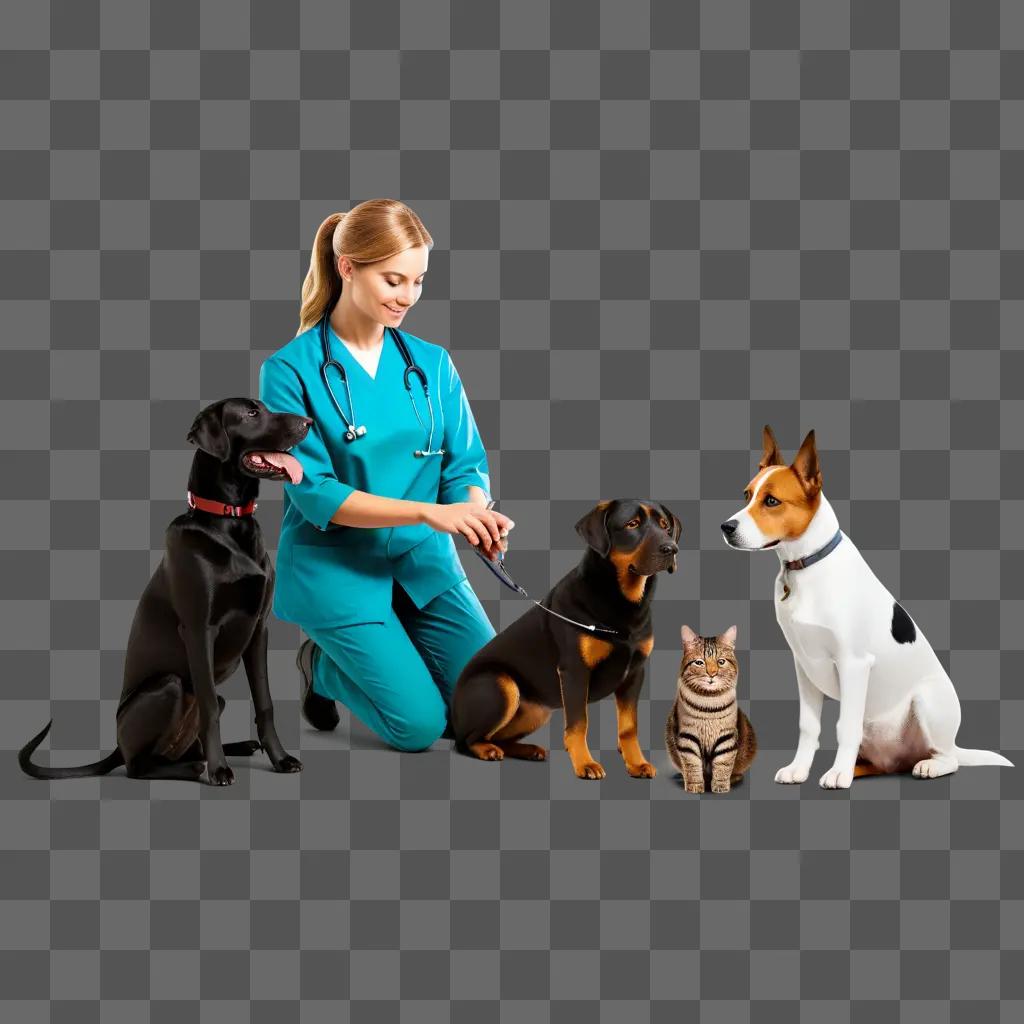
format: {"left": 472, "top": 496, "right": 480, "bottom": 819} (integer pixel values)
{"left": 258, "top": 323, "right": 491, "bottom": 629}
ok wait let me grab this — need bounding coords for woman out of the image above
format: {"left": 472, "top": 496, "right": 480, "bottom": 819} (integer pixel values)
{"left": 258, "top": 199, "right": 514, "bottom": 752}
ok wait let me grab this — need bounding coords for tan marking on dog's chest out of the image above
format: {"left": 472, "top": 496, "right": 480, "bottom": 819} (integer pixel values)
{"left": 609, "top": 549, "right": 648, "bottom": 603}
{"left": 579, "top": 634, "right": 615, "bottom": 668}
{"left": 637, "top": 634, "right": 654, "bottom": 658}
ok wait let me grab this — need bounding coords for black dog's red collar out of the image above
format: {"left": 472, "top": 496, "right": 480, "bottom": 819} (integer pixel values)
{"left": 187, "top": 491, "right": 258, "bottom": 517}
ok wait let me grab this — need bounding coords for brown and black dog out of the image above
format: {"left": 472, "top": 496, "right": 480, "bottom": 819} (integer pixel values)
{"left": 452, "top": 499, "right": 681, "bottom": 779}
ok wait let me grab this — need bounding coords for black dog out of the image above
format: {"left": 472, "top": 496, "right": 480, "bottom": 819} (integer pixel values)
{"left": 452, "top": 499, "right": 681, "bottom": 779}
{"left": 20, "top": 398, "right": 311, "bottom": 785}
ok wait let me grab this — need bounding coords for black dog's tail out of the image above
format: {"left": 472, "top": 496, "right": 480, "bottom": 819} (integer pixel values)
{"left": 19, "top": 720, "right": 124, "bottom": 779}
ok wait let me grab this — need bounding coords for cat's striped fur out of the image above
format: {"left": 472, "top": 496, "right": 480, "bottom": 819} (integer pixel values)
{"left": 665, "top": 625, "right": 757, "bottom": 793}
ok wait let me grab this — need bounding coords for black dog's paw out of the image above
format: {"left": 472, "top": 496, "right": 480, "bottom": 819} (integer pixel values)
{"left": 271, "top": 753, "right": 303, "bottom": 773}
{"left": 206, "top": 763, "right": 235, "bottom": 786}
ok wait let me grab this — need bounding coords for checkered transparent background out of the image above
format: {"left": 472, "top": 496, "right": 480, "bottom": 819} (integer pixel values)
{"left": 1, "top": 1, "right": 1022, "bottom": 1021}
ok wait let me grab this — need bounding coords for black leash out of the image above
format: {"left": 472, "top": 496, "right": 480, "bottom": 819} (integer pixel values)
{"left": 472, "top": 502, "right": 621, "bottom": 636}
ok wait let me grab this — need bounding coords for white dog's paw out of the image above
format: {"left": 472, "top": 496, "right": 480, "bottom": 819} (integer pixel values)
{"left": 912, "top": 757, "right": 956, "bottom": 779}
{"left": 775, "top": 762, "right": 810, "bottom": 784}
{"left": 819, "top": 765, "right": 853, "bottom": 789}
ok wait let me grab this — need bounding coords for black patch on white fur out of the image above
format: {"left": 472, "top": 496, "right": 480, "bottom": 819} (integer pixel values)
{"left": 891, "top": 602, "right": 916, "bottom": 644}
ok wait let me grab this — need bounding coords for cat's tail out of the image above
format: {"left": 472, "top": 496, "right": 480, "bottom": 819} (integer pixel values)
{"left": 736, "top": 707, "right": 758, "bottom": 774}
{"left": 954, "top": 745, "right": 1014, "bottom": 768}
{"left": 664, "top": 701, "right": 685, "bottom": 775}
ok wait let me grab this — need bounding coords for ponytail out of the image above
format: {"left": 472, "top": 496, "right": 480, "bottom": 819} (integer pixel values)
{"left": 296, "top": 212, "right": 345, "bottom": 336}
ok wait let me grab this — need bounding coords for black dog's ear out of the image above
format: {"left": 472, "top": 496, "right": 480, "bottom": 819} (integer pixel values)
{"left": 575, "top": 500, "right": 613, "bottom": 557}
{"left": 659, "top": 502, "right": 682, "bottom": 543}
{"left": 186, "top": 402, "right": 230, "bottom": 461}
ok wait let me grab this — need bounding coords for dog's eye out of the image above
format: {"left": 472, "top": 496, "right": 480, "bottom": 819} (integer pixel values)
{"left": 247, "top": 408, "right": 259, "bottom": 418}
{"left": 625, "top": 518, "right": 639, "bottom": 529}
{"left": 764, "top": 495, "right": 780, "bottom": 507}
{"left": 659, "top": 517, "right": 668, "bottom": 529}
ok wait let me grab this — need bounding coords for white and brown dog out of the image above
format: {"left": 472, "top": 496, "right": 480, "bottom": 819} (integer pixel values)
{"left": 722, "top": 425, "right": 1013, "bottom": 789}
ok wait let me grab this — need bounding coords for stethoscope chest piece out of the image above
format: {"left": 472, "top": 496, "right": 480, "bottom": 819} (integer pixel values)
{"left": 321, "top": 353, "right": 368, "bottom": 441}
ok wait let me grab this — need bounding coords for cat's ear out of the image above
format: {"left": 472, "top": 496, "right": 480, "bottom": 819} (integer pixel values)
{"left": 720, "top": 624, "right": 738, "bottom": 647}
{"left": 681, "top": 624, "right": 698, "bottom": 645}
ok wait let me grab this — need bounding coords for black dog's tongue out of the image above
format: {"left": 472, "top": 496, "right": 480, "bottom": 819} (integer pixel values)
{"left": 251, "top": 451, "right": 303, "bottom": 484}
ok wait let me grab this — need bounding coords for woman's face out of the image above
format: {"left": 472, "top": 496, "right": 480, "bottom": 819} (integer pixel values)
{"left": 339, "top": 245, "right": 428, "bottom": 328}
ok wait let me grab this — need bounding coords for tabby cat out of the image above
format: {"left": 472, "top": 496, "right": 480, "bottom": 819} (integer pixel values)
{"left": 665, "top": 624, "right": 757, "bottom": 793}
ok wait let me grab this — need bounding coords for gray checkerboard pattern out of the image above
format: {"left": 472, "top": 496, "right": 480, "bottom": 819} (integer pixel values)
{"left": 1, "top": 0, "right": 1022, "bottom": 1020}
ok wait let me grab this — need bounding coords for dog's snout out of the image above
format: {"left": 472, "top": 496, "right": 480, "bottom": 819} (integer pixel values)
{"left": 721, "top": 519, "right": 738, "bottom": 536}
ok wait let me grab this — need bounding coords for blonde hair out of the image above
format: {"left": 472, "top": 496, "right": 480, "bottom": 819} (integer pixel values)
{"left": 297, "top": 199, "right": 434, "bottom": 335}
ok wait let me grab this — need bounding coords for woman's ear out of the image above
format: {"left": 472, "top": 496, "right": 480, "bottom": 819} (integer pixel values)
{"left": 575, "top": 500, "right": 613, "bottom": 557}
{"left": 186, "top": 402, "right": 230, "bottom": 461}
{"left": 337, "top": 254, "right": 355, "bottom": 283}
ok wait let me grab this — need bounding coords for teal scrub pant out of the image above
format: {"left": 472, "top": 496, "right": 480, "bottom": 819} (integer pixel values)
{"left": 303, "top": 578, "right": 496, "bottom": 752}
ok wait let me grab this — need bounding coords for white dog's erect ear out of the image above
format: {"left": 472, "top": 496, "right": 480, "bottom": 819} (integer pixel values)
{"left": 575, "top": 500, "right": 613, "bottom": 557}
{"left": 759, "top": 424, "right": 785, "bottom": 469}
{"left": 681, "top": 624, "right": 699, "bottom": 645}
{"left": 720, "top": 624, "right": 738, "bottom": 647}
{"left": 791, "top": 429, "right": 822, "bottom": 494}
{"left": 186, "top": 402, "right": 230, "bottom": 461}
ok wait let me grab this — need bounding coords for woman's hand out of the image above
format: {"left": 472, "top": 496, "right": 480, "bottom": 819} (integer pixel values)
{"left": 421, "top": 502, "right": 515, "bottom": 560}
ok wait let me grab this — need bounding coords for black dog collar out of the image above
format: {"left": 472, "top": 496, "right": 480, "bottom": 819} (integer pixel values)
{"left": 475, "top": 498, "right": 623, "bottom": 636}
{"left": 472, "top": 547, "right": 622, "bottom": 636}
{"left": 783, "top": 529, "right": 843, "bottom": 571}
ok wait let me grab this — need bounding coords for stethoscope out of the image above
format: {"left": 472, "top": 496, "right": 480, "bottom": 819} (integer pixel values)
{"left": 319, "top": 305, "right": 445, "bottom": 457}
